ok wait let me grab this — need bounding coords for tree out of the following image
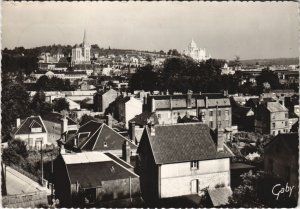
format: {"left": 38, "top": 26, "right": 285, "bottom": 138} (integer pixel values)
{"left": 53, "top": 98, "right": 69, "bottom": 112}
{"left": 167, "top": 49, "right": 180, "bottom": 56}
{"left": 79, "top": 114, "right": 95, "bottom": 126}
{"left": 1, "top": 75, "right": 32, "bottom": 142}
{"left": 29, "top": 91, "right": 52, "bottom": 116}
{"left": 129, "top": 64, "right": 160, "bottom": 92}
{"left": 256, "top": 69, "right": 281, "bottom": 92}
{"left": 2, "top": 139, "right": 28, "bottom": 165}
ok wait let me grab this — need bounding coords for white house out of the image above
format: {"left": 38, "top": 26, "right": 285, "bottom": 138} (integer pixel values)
{"left": 12, "top": 116, "right": 48, "bottom": 150}
{"left": 137, "top": 123, "right": 233, "bottom": 205}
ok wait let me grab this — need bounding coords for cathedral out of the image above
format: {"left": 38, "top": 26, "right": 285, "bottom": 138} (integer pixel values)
{"left": 71, "top": 30, "right": 91, "bottom": 65}
{"left": 183, "top": 39, "right": 211, "bottom": 62}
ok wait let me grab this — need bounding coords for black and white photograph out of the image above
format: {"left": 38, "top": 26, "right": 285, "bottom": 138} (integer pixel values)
{"left": 1, "top": 1, "right": 299, "bottom": 208}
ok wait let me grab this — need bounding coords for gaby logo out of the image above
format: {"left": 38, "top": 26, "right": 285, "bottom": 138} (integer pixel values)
{"left": 272, "top": 183, "right": 294, "bottom": 200}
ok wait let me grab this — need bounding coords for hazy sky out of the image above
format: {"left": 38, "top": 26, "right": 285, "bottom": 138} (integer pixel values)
{"left": 2, "top": 1, "right": 298, "bottom": 60}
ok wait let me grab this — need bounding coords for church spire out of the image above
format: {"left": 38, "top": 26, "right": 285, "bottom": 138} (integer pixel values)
{"left": 83, "top": 29, "right": 87, "bottom": 46}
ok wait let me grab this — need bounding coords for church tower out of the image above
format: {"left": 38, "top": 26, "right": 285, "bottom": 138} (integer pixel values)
{"left": 82, "top": 29, "right": 91, "bottom": 63}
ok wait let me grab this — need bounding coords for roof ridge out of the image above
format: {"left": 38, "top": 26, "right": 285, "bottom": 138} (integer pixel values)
{"left": 107, "top": 154, "right": 139, "bottom": 178}
{"left": 80, "top": 124, "right": 103, "bottom": 150}
{"left": 91, "top": 124, "right": 104, "bottom": 151}
{"left": 14, "top": 117, "right": 29, "bottom": 135}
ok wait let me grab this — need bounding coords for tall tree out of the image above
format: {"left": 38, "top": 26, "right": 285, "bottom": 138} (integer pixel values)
{"left": 29, "top": 91, "right": 52, "bottom": 116}
{"left": 53, "top": 98, "right": 70, "bottom": 112}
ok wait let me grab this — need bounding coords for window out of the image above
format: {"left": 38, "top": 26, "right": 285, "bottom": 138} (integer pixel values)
{"left": 225, "top": 110, "right": 229, "bottom": 120}
{"left": 272, "top": 114, "right": 275, "bottom": 120}
{"left": 218, "top": 121, "right": 222, "bottom": 128}
{"left": 209, "top": 111, "right": 213, "bottom": 117}
{"left": 218, "top": 110, "right": 221, "bottom": 117}
{"left": 285, "top": 121, "right": 288, "bottom": 126}
{"left": 278, "top": 130, "right": 281, "bottom": 134}
{"left": 285, "top": 113, "right": 288, "bottom": 118}
{"left": 28, "top": 138, "right": 33, "bottom": 147}
{"left": 191, "top": 161, "right": 199, "bottom": 169}
{"left": 104, "top": 142, "right": 108, "bottom": 147}
{"left": 272, "top": 131, "right": 276, "bottom": 135}
{"left": 209, "top": 121, "right": 214, "bottom": 128}
{"left": 157, "top": 114, "right": 161, "bottom": 119}
{"left": 272, "top": 123, "right": 275, "bottom": 129}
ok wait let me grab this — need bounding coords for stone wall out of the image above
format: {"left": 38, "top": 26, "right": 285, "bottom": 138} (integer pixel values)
{"left": 2, "top": 191, "right": 48, "bottom": 208}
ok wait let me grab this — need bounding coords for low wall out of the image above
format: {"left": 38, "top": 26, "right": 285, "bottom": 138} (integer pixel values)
{"left": 2, "top": 191, "right": 48, "bottom": 208}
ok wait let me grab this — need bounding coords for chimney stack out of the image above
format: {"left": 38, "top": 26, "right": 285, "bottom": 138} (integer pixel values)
{"left": 187, "top": 90, "right": 193, "bottom": 108}
{"left": 122, "top": 140, "right": 131, "bottom": 163}
{"left": 16, "top": 118, "right": 21, "bottom": 128}
{"left": 130, "top": 121, "right": 136, "bottom": 141}
{"left": 223, "top": 90, "right": 228, "bottom": 97}
{"left": 217, "top": 129, "right": 224, "bottom": 152}
{"left": 205, "top": 96, "right": 209, "bottom": 108}
{"left": 106, "top": 114, "right": 113, "bottom": 127}
{"left": 62, "top": 116, "right": 68, "bottom": 134}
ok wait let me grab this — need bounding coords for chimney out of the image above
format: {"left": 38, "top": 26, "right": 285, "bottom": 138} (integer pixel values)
{"left": 199, "top": 91, "right": 202, "bottom": 95}
{"left": 223, "top": 90, "right": 228, "bottom": 97}
{"left": 147, "top": 121, "right": 155, "bottom": 136}
{"left": 122, "top": 140, "right": 131, "bottom": 163}
{"left": 106, "top": 114, "right": 113, "bottom": 127}
{"left": 62, "top": 116, "right": 68, "bottom": 134}
{"left": 16, "top": 118, "right": 21, "bottom": 128}
{"left": 60, "top": 144, "right": 66, "bottom": 154}
{"left": 130, "top": 121, "right": 136, "bottom": 141}
{"left": 187, "top": 90, "right": 193, "bottom": 108}
{"left": 205, "top": 96, "right": 209, "bottom": 108}
{"left": 166, "top": 89, "right": 169, "bottom": 95}
{"left": 217, "top": 129, "right": 224, "bottom": 152}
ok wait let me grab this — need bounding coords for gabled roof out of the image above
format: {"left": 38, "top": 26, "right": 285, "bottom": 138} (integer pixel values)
{"left": 139, "top": 123, "right": 232, "bottom": 165}
{"left": 65, "top": 120, "right": 137, "bottom": 151}
{"left": 42, "top": 112, "right": 77, "bottom": 126}
{"left": 265, "top": 133, "right": 298, "bottom": 154}
{"left": 14, "top": 116, "right": 47, "bottom": 135}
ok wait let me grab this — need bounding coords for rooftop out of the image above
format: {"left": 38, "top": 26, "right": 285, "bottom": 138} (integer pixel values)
{"left": 14, "top": 116, "right": 46, "bottom": 135}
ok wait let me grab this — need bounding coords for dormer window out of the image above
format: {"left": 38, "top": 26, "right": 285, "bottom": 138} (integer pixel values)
{"left": 29, "top": 120, "right": 42, "bottom": 133}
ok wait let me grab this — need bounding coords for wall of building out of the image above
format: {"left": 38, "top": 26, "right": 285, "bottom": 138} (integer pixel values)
{"left": 102, "top": 90, "right": 118, "bottom": 113}
{"left": 159, "top": 158, "right": 230, "bottom": 198}
{"left": 14, "top": 133, "right": 48, "bottom": 149}
{"left": 125, "top": 99, "right": 143, "bottom": 129}
{"left": 156, "top": 109, "right": 197, "bottom": 125}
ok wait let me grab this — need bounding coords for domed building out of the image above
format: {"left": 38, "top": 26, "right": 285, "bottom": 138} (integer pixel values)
{"left": 71, "top": 30, "right": 91, "bottom": 65}
{"left": 183, "top": 39, "right": 211, "bottom": 62}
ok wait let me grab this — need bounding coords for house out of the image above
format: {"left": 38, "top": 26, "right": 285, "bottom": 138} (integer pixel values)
{"left": 137, "top": 123, "right": 233, "bottom": 203}
{"left": 116, "top": 96, "right": 143, "bottom": 129}
{"left": 42, "top": 112, "right": 78, "bottom": 145}
{"left": 62, "top": 120, "right": 137, "bottom": 160}
{"left": 254, "top": 101, "right": 289, "bottom": 136}
{"left": 12, "top": 116, "right": 48, "bottom": 150}
{"left": 53, "top": 151, "right": 140, "bottom": 207}
{"left": 93, "top": 88, "right": 119, "bottom": 113}
{"left": 264, "top": 133, "right": 298, "bottom": 201}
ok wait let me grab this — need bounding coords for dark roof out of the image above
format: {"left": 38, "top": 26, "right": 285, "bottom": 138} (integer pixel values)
{"left": 42, "top": 112, "right": 77, "bottom": 125}
{"left": 178, "top": 115, "right": 199, "bottom": 123}
{"left": 265, "top": 133, "right": 298, "bottom": 154}
{"left": 66, "top": 161, "right": 137, "bottom": 188}
{"left": 230, "top": 163, "right": 255, "bottom": 170}
{"left": 140, "top": 123, "right": 232, "bottom": 165}
{"left": 149, "top": 93, "right": 227, "bottom": 100}
{"left": 129, "top": 111, "right": 159, "bottom": 126}
{"left": 65, "top": 120, "right": 137, "bottom": 151}
{"left": 14, "top": 116, "right": 46, "bottom": 135}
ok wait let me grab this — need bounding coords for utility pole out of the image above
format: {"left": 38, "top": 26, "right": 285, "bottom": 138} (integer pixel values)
{"left": 51, "top": 154, "right": 54, "bottom": 199}
{"left": 40, "top": 141, "right": 44, "bottom": 186}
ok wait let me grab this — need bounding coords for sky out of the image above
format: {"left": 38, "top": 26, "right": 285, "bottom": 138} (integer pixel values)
{"left": 2, "top": 1, "right": 299, "bottom": 60}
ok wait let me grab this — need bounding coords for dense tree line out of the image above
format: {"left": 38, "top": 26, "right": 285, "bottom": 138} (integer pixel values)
{"left": 128, "top": 57, "right": 284, "bottom": 95}
{"left": 34, "top": 75, "right": 75, "bottom": 91}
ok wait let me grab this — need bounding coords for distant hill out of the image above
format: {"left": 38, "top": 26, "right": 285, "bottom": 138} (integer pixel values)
{"left": 241, "top": 58, "right": 299, "bottom": 66}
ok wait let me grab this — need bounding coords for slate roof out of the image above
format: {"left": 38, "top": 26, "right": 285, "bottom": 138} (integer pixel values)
{"left": 104, "top": 152, "right": 133, "bottom": 169}
{"left": 141, "top": 123, "right": 232, "bottom": 165}
{"left": 208, "top": 187, "right": 232, "bottom": 206}
{"left": 129, "top": 111, "right": 159, "bottom": 126}
{"left": 65, "top": 120, "right": 137, "bottom": 151}
{"left": 264, "top": 133, "right": 298, "bottom": 154}
{"left": 14, "top": 116, "right": 47, "bottom": 135}
{"left": 42, "top": 112, "right": 77, "bottom": 126}
{"left": 266, "top": 102, "right": 288, "bottom": 112}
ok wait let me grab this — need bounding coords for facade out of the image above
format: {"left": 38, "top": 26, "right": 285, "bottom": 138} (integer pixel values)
{"left": 116, "top": 96, "right": 143, "bottom": 129}
{"left": 264, "top": 133, "right": 298, "bottom": 201}
{"left": 12, "top": 116, "right": 48, "bottom": 149}
{"left": 54, "top": 151, "right": 140, "bottom": 207}
{"left": 42, "top": 112, "right": 78, "bottom": 145}
{"left": 183, "top": 40, "right": 211, "bottom": 61}
{"left": 71, "top": 30, "right": 91, "bottom": 65}
{"left": 254, "top": 101, "right": 289, "bottom": 136}
{"left": 137, "top": 123, "right": 233, "bottom": 202}
{"left": 147, "top": 91, "right": 232, "bottom": 131}
{"left": 93, "top": 88, "right": 119, "bottom": 113}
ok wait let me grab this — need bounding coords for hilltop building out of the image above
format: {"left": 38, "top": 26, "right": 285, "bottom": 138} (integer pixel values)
{"left": 183, "top": 39, "right": 211, "bottom": 61}
{"left": 72, "top": 30, "right": 91, "bottom": 65}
